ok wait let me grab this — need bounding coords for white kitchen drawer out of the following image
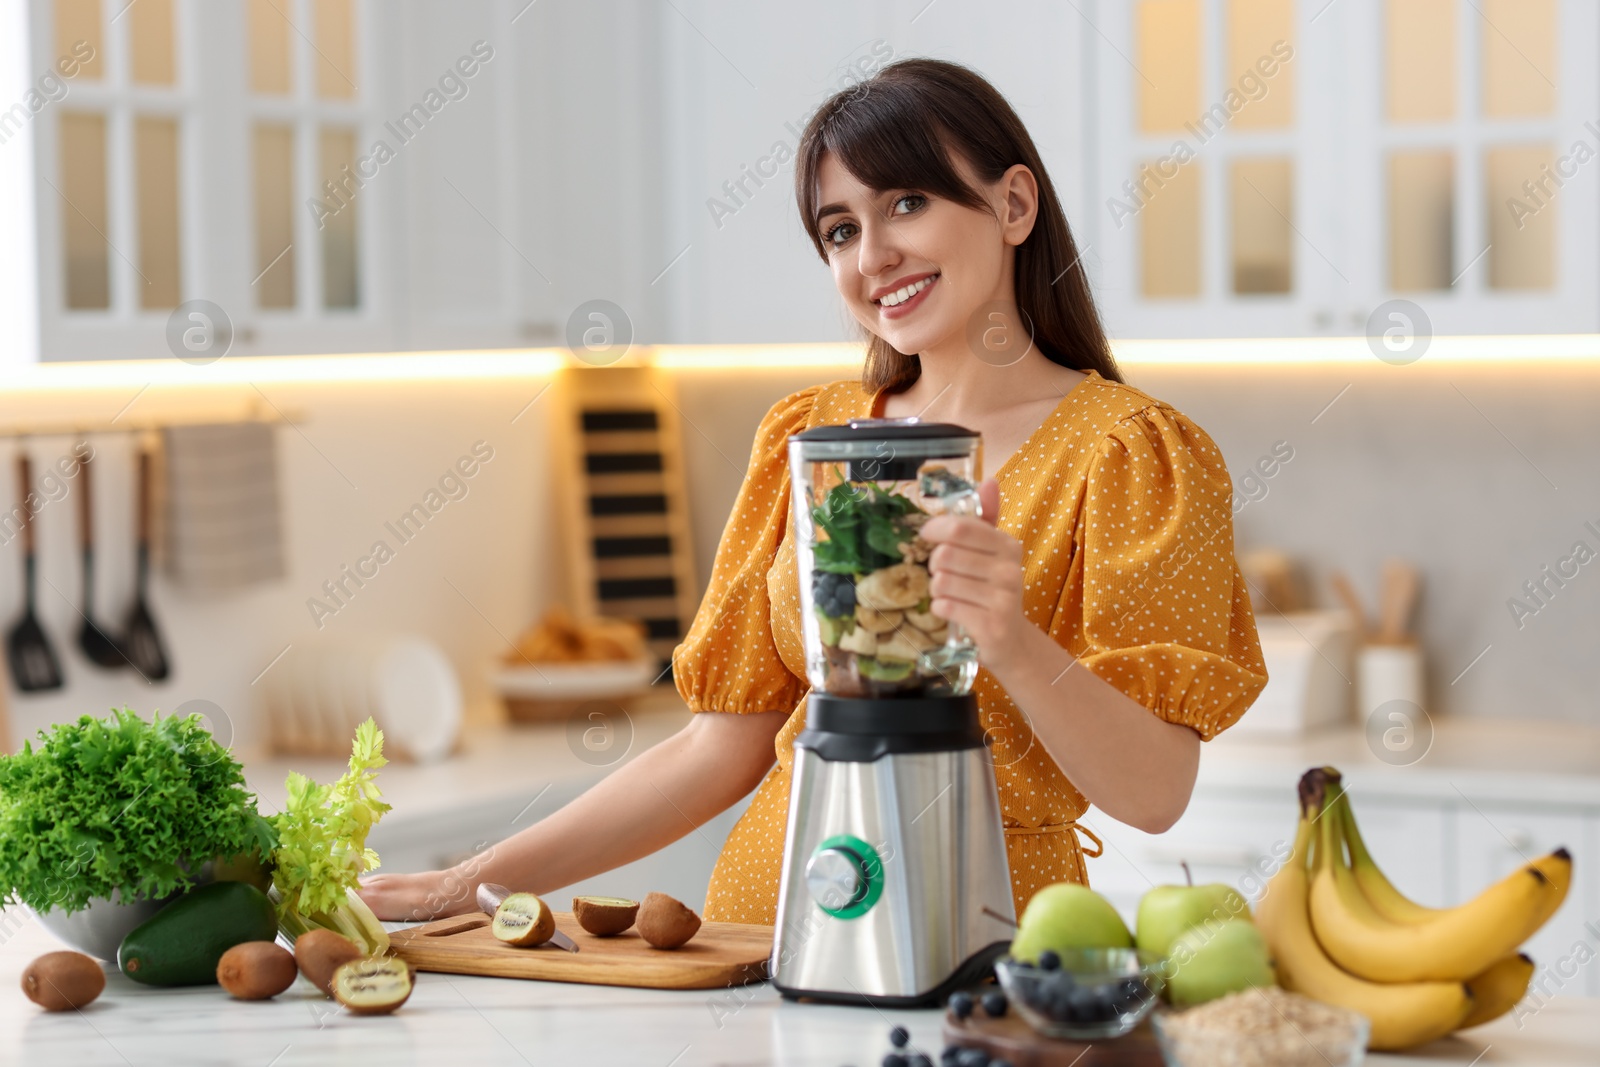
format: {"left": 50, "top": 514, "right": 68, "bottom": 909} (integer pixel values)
{"left": 1451, "top": 804, "right": 1599, "bottom": 997}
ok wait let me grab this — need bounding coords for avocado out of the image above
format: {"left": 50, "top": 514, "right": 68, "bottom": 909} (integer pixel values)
{"left": 119, "top": 880, "right": 279, "bottom": 986}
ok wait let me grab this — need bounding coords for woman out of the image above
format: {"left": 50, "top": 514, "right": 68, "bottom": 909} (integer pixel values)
{"left": 360, "top": 58, "right": 1269, "bottom": 926}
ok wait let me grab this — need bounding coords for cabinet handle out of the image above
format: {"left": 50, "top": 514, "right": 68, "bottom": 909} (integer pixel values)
{"left": 1503, "top": 829, "right": 1536, "bottom": 853}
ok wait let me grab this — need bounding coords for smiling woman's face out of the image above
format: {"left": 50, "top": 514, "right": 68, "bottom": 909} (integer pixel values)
{"left": 813, "top": 149, "right": 1027, "bottom": 359}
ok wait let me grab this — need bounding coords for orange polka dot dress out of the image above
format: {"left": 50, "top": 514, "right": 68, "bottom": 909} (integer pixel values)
{"left": 674, "top": 370, "right": 1269, "bottom": 926}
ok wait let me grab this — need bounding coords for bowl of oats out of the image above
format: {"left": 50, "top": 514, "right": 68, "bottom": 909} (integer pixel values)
{"left": 1151, "top": 986, "right": 1369, "bottom": 1067}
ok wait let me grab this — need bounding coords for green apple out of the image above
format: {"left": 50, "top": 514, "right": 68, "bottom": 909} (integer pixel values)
{"left": 1163, "top": 918, "right": 1275, "bottom": 1008}
{"left": 1008, "top": 884, "right": 1133, "bottom": 963}
{"left": 1136, "top": 881, "right": 1250, "bottom": 959}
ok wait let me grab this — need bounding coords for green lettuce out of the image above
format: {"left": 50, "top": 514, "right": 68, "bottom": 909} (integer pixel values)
{"left": 0, "top": 708, "right": 274, "bottom": 914}
{"left": 269, "top": 717, "right": 392, "bottom": 954}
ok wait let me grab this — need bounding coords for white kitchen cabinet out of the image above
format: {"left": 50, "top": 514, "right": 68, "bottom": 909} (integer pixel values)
{"left": 20, "top": 0, "right": 614, "bottom": 361}
{"left": 655, "top": 0, "right": 1093, "bottom": 346}
{"left": 1452, "top": 803, "right": 1598, "bottom": 997}
{"left": 1086, "top": 0, "right": 1600, "bottom": 340}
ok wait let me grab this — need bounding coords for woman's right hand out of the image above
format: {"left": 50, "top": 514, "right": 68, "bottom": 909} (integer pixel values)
{"left": 356, "top": 867, "right": 483, "bottom": 922}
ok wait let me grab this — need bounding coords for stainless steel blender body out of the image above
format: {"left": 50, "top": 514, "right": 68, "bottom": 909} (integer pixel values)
{"left": 769, "top": 695, "right": 1016, "bottom": 1006}
{"left": 774, "top": 420, "right": 1015, "bottom": 1005}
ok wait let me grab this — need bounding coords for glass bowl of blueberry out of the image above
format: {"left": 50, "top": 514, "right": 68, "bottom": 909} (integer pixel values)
{"left": 994, "top": 948, "right": 1166, "bottom": 1040}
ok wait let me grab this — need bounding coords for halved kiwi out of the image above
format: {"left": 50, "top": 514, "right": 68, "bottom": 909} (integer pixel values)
{"left": 492, "top": 892, "right": 556, "bottom": 947}
{"left": 572, "top": 895, "right": 639, "bottom": 937}
{"left": 330, "top": 957, "right": 414, "bottom": 1015}
{"left": 636, "top": 892, "right": 701, "bottom": 950}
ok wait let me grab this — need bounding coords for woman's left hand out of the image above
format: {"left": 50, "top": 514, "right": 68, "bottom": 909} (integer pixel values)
{"left": 918, "top": 478, "right": 1030, "bottom": 672}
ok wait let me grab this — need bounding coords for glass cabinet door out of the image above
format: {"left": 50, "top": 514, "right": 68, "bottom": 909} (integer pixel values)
{"left": 1341, "top": 0, "right": 1598, "bottom": 335}
{"left": 1088, "top": 0, "right": 1599, "bottom": 339}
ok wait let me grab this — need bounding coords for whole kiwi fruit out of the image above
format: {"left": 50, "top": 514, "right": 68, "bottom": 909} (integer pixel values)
{"left": 636, "top": 892, "right": 702, "bottom": 949}
{"left": 571, "top": 895, "right": 639, "bottom": 937}
{"left": 217, "top": 941, "right": 297, "bottom": 1000}
{"left": 21, "top": 951, "right": 105, "bottom": 1011}
{"left": 294, "top": 928, "right": 364, "bottom": 995}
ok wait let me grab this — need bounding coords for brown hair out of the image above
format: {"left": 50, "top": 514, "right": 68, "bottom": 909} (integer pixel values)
{"left": 795, "top": 58, "right": 1122, "bottom": 393}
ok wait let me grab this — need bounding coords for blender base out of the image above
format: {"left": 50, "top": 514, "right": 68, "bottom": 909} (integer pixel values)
{"left": 771, "top": 939, "right": 1011, "bottom": 1008}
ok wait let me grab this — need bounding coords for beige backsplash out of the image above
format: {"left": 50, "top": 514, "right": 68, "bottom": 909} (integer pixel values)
{"left": 0, "top": 354, "right": 1592, "bottom": 753}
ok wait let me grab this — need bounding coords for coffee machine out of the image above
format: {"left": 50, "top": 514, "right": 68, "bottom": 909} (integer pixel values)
{"left": 771, "top": 418, "right": 1015, "bottom": 1006}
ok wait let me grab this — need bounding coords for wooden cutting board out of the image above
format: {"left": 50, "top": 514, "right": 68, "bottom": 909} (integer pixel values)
{"left": 389, "top": 912, "right": 773, "bottom": 990}
{"left": 942, "top": 1009, "right": 1162, "bottom": 1066}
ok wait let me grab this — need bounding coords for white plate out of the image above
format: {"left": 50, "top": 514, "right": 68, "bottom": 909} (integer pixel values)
{"left": 370, "top": 637, "right": 464, "bottom": 763}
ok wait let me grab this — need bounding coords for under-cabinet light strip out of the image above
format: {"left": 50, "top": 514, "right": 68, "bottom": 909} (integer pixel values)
{"left": 1, "top": 335, "right": 1597, "bottom": 392}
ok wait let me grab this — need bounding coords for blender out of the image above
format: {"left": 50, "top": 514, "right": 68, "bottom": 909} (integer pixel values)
{"left": 771, "top": 417, "right": 1016, "bottom": 1006}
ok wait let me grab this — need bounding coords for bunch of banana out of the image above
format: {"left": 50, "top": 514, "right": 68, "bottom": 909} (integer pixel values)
{"left": 1255, "top": 768, "right": 1571, "bottom": 1051}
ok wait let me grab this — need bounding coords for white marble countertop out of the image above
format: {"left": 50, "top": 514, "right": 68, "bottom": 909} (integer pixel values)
{"left": 0, "top": 918, "right": 1594, "bottom": 1067}
{"left": 1200, "top": 715, "right": 1600, "bottom": 806}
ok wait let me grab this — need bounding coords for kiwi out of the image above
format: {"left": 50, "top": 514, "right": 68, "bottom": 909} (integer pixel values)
{"left": 217, "top": 941, "right": 297, "bottom": 1000}
{"left": 294, "top": 928, "right": 364, "bottom": 996}
{"left": 330, "top": 957, "right": 413, "bottom": 1015}
{"left": 636, "top": 892, "right": 702, "bottom": 949}
{"left": 571, "top": 896, "right": 639, "bottom": 937}
{"left": 492, "top": 892, "right": 556, "bottom": 947}
{"left": 21, "top": 951, "right": 104, "bottom": 1011}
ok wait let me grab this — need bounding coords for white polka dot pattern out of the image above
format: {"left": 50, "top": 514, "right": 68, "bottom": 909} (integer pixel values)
{"left": 674, "top": 371, "right": 1270, "bottom": 925}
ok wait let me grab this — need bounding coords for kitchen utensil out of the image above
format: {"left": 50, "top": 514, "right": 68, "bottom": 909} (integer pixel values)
{"left": 388, "top": 911, "right": 770, "bottom": 989}
{"left": 942, "top": 1005, "right": 1163, "bottom": 1066}
{"left": 1376, "top": 559, "right": 1419, "bottom": 644}
{"left": 772, "top": 419, "right": 1013, "bottom": 1007}
{"left": 476, "top": 882, "right": 579, "bottom": 952}
{"left": 74, "top": 447, "right": 127, "bottom": 669}
{"left": 1225, "top": 610, "right": 1355, "bottom": 737}
{"left": 1328, "top": 570, "right": 1368, "bottom": 642}
{"left": 1239, "top": 548, "right": 1302, "bottom": 613}
{"left": 120, "top": 449, "right": 169, "bottom": 681}
{"left": 6, "top": 454, "right": 63, "bottom": 692}
{"left": 1359, "top": 642, "right": 1425, "bottom": 724}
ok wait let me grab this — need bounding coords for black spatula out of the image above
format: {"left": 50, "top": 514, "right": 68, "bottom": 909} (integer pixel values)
{"left": 7, "top": 454, "right": 63, "bottom": 692}
{"left": 121, "top": 449, "right": 169, "bottom": 682}
{"left": 76, "top": 446, "right": 127, "bottom": 669}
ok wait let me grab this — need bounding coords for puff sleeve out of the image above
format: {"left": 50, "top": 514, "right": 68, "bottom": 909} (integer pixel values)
{"left": 1065, "top": 406, "right": 1269, "bottom": 740}
{"left": 672, "top": 386, "right": 820, "bottom": 716}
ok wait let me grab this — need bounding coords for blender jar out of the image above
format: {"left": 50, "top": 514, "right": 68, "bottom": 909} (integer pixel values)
{"left": 789, "top": 418, "right": 982, "bottom": 698}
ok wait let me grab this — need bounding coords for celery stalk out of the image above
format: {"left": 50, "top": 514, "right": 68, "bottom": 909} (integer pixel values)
{"left": 269, "top": 718, "right": 393, "bottom": 956}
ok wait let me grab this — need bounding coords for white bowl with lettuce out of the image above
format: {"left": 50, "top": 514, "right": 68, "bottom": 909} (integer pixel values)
{"left": 0, "top": 708, "right": 393, "bottom": 961}
{"left": 0, "top": 708, "right": 276, "bottom": 960}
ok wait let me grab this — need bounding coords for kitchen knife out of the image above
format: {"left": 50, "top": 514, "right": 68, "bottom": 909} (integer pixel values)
{"left": 477, "top": 882, "right": 579, "bottom": 952}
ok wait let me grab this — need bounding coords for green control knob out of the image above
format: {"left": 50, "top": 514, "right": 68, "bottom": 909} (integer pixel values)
{"left": 804, "top": 834, "right": 884, "bottom": 919}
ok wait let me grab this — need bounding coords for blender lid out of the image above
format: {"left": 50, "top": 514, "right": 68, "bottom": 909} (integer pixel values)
{"left": 792, "top": 418, "right": 978, "bottom": 442}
